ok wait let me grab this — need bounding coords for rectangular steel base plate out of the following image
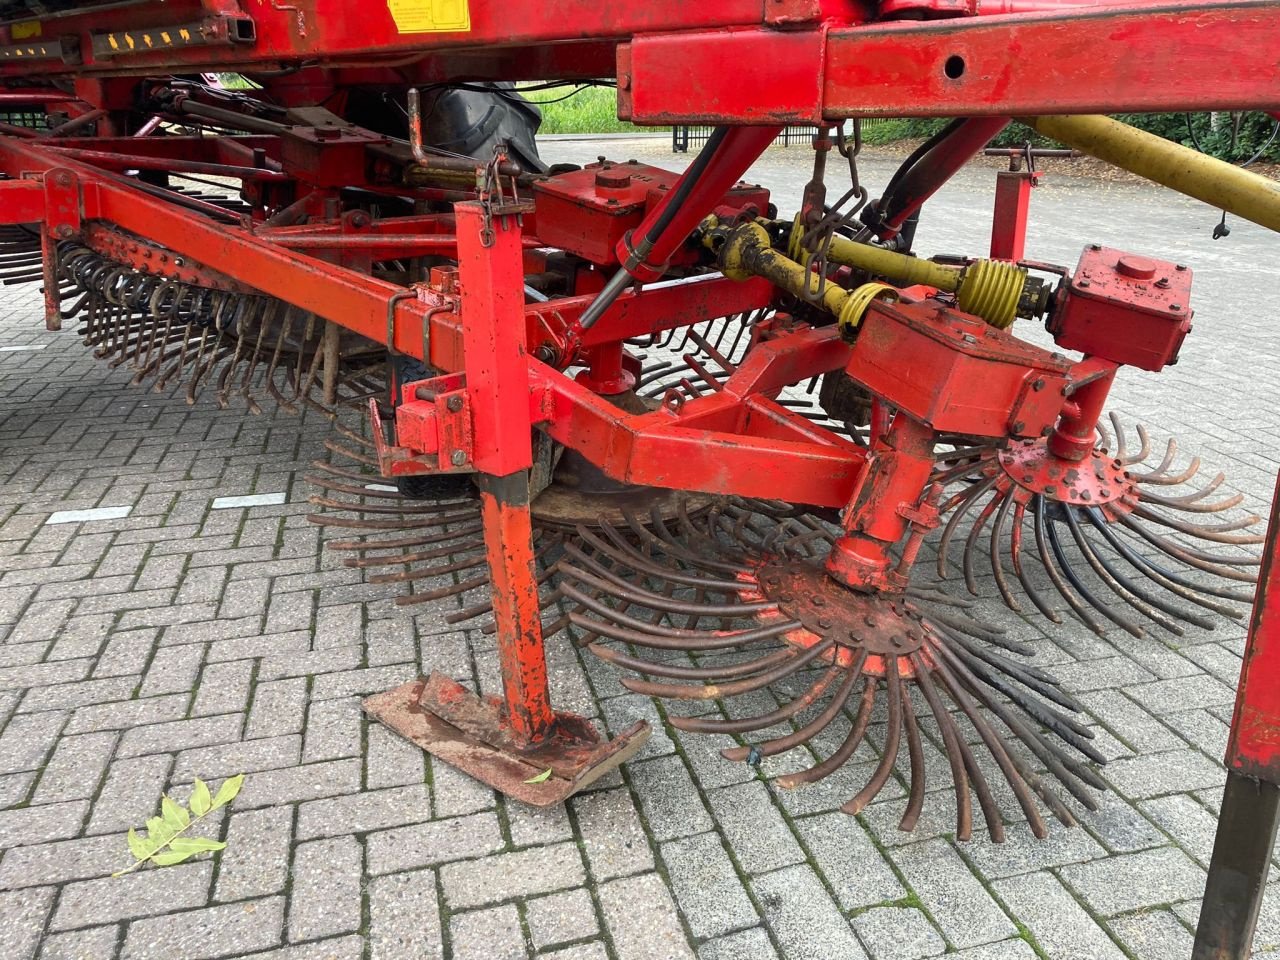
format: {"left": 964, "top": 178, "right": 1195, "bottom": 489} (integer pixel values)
{"left": 364, "top": 673, "right": 650, "bottom": 806}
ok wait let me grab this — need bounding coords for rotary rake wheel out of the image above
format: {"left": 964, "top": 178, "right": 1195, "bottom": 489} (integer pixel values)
{"left": 54, "top": 243, "right": 388, "bottom": 416}
{"left": 554, "top": 498, "right": 1107, "bottom": 841}
{"left": 935, "top": 410, "right": 1263, "bottom": 639}
{"left": 305, "top": 307, "right": 807, "bottom": 626}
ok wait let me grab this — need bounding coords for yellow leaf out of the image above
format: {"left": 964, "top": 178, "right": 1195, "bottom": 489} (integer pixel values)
{"left": 161, "top": 796, "right": 190, "bottom": 831}
{"left": 211, "top": 774, "right": 244, "bottom": 810}
{"left": 127, "top": 828, "right": 150, "bottom": 860}
{"left": 189, "top": 779, "right": 212, "bottom": 818}
{"left": 523, "top": 768, "right": 553, "bottom": 784}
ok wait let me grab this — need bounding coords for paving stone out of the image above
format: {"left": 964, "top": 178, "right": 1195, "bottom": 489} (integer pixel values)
{"left": 172, "top": 734, "right": 302, "bottom": 782}
{"left": 948, "top": 941, "right": 1038, "bottom": 959}
{"left": 288, "top": 836, "right": 362, "bottom": 942}
{"left": 697, "top": 927, "right": 779, "bottom": 960}
{"left": 852, "top": 907, "right": 946, "bottom": 960}
{"left": 116, "top": 713, "right": 243, "bottom": 758}
{"left": 599, "top": 872, "right": 696, "bottom": 960}
{"left": 450, "top": 903, "right": 527, "bottom": 960}
{"left": 295, "top": 782, "right": 431, "bottom": 839}
{"left": 507, "top": 796, "right": 574, "bottom": 847}
{"left": 214, "top": 806, "right": 294, "bottom": 902}
{"left": 661, "top": 831, "right": 757, "bottom": 940}
{"left": 0, "top": 885, "right": 55, "bottom": 960}
{"left": 1139, "top": 793, "right": 1221, "bottom": 867}
{"left": 190, "top": 659, "right": 255, "bottom": 717}
{"left": 1102, "top": 747, "right": 1226, "bottom": 799}
{"left": 30, "top": 730, "right": 116, "bottom": 804}
{"left": 50, "top": 862, "right": 213, "bottom": 930}
{"left": 369, "top": 868, "right": 444, "bottom": 960}
{"left": 1080, "top": 794, "right": 1168, "bottom": 854}
{"left": 301, "top": 696, "right": 362, "bottom": 763}
{"left": 1126, "top": 674, "right": 1236, "bottom": 714}
{"left": 526, "top": 888, "right": 599, "bottom": 951}
{"left": 959, "top": 820, "right": 1108, "bottom": 880}
{"left": 121, "top": 898, "right": 285, "bottom": 960}
{"left": 1108, "top": 908, "right": 1195, "bottom": 960}
{"left": 993, "top": 871, "right": 1125, "bottom": 960}
{"left": 139, "top": 645, "right": 205, "bottom": 698}
{"left": 245, "top": 677, "right": 308, "bottom": 740}
{"left": 891, "top": 838, "right": 1015, "bottom": 949}
{"left": 572, "top": 786, "right": 655, "bottom": 881}
{"left": 0, "top": 831, "right": 127, "bottom": 889}
{"left": 0, "top": 710, "right": 66, "bottom": 773}
{"left": 66, "top": 694, "right": 187, "bottom": 735}
{"left": 364, "top": 724, "right": 426, "bottom": 790}
{"left": 0, "top": 799, "right": 89, "bottom": 848}
{"left": 366, "top": 811, "right": 503, "bottom": 875}
{"left": 232, "top": 758, "right": 362, "bottom": 809}
{"left": 794, "top": 812, "right": 904, "bottom": 910}
{"left": 1060, "top": 845, "right": 1206, "bottom": 916}
{"left": 751, "top": 864, "right": 867, "bottom": 960}
{"left": 542, "top": 944, "right": 609, "bottom": 960}
{"left": 37, "top": 924, "right": 121, "bottom": 960}
{"left": 428, "top": 756, "right": 496, "bottom": 817}
{"left": 706, "top": 780, "right": 806, "bottom": 875}
{"left": 629, "top": 755, "right": 714, "bottom": 842}
{"left": 441, "top": 841, "right": 586, "bottom": 909}
{"left": 86, "top": 755, "right": 171, "bottom": 835}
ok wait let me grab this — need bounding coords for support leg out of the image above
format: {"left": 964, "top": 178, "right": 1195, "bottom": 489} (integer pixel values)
{"left": 1195, "top": 470, "right": 1280, "bottom": 954}
{"left": 1192, "top": 774, "right": 1280, "bottom": 960}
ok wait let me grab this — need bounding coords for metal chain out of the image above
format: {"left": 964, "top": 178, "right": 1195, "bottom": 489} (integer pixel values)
{"left": 798, "top": 119, "right": 869, "bottom": 304}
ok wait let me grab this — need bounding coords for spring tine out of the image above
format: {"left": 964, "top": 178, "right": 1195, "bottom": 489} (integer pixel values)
{"left": 722, "top": 652, "right": 864, "bottom": 759}
{"left": 1130, "top": 504, "right": 1264, "bottom": 544}
{"left": 911, "top": 654, "right": 985, "bottom": 841}
{"left": 842, "top": 656, "right": 904, "bottom": 815}
{"left": 938, "top": 475, "right": 1000, "bottom": 578}
{"left": 1083, "top": 507, "right": 1251, "bottom": 612}
{"left": 1033, "top": 495, "right": 1107, "bottom": 636}
{"left": 1110, "top": 412, "right": 1128, "bottom": 463}
{"left": 1062, "top": 505, "right": 1193, "bottom": 634}
{"left": 898, "top": 689, "right": 927, "bottom": 832}
{"left": 989, "top": 486, "right": 1022, "bottom": 612}
{"left": 671, "top": 664, "right": 844, "bottom": 735}
{"left": 589, "top": 641, "right": 798, "bottom": 682}
{"left": 963, "top": 485, "right": 1004, "bottom": 595}
{"left": 1135, "top": 450, "right": 1200, "bottom": 486}
{"left": 928, "top": 650, "right": 1049, "bottom": 836}
{"left": 1114, "top": 512, "right": 1260, "bottom": 577}
{"left": 1008, "top": 500, "right": 1062, "bottom": 623}
{"left": 775, "top": 678, "right": 876, "bottom": 788}
{"left": 1044, "top": 508, "right": 1144, "bottom": 638}
{"left": 619, "top": 638, "right": 835, "bottom": 701}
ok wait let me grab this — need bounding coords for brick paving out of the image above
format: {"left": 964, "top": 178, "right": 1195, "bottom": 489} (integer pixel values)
{"left": 0, "top": 137, "right": 1278, "bottom": 959}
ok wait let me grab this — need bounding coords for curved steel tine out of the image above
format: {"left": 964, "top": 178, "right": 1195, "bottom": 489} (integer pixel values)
{"left": 962, "top": 485, "right": 1004, "bottom": 595}
{"left": 1109, "top": 411, "right": 1128, "bottom": 463}
{"left": 1032, "top": 495, "right": 1107, "bottom": 635}
{"left": 1010, "top": 500, "right": 1062, "bottom": 624}
{"left": 1114, "top": 513, "right": 1260, "bottom": 577}
{"left": 898, "top": 688, "right": 927, "bottom": 832}
{"left": 912, "top": 653, "right": 989, "bottom": 842}
{"left": 1122, "top": 422, "right": 1151, "bottom": 465}
{"left": 1136, "top": 451, "right": 1200, "bottom": 486}
{"left": 938, "top": 475, "right": 1000, "bottom": 579}
{"left": 722, "top": 652, "right": 865, "bottom": 759}
{"left": 1095, "top": 417, "right": 1113, "bottom": 453}
{"left": 989, "top": 489, "right": 1022, "bottom": 612}
{"left": 589, "top": 641, "right": 797, "bottom": 682}
{"left": 672, "top": 664, "right": 844, "bottom": 734}
{"left": 842, "top": 656, "right": 904, "bottom": 815}
{"left": 1062, "top": 505, "right": 1194, "bottom": 634}
{"left": 775, "top": 678, "right": 876, "bottom": 788}
{"left": 1130, "top": 504, "right": 1264, "bottom": 544}
{"left": 620, "top": 638, "right": 834, "bottom": 700}
{"left": 1044, "top": 510, "right": 1145, "bottom": 638}
{"left": 1084, "top": 507, "right": 1252, "bottom": 611}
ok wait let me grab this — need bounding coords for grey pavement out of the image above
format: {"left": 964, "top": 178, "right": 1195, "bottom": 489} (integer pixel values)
{"left": 0, "top": 134, "right": 1277, "bottom": 959}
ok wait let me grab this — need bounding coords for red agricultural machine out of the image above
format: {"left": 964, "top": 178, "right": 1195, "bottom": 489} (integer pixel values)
{"left": 0, "top": 0, "right": 1277, "bottom": 954}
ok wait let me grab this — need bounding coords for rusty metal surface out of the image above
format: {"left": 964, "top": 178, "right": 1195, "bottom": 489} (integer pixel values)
{"left": 363, "top": 675, "right": 650, "bottom": 806}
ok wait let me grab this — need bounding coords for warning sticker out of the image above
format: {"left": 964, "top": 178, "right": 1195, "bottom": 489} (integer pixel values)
{"left": 10, "top": 20, "right": 41, "bottom": 40}
{"left": 387, "top": 0, "right": 470, "bottom": 33}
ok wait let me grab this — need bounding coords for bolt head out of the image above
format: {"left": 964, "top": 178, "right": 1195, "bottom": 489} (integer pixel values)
{"left": 446, "top": 396, "right": 463, "bottom": 413}
{"left": 450, "top": 450, "right": 466, "bottom": 466}
{"left": 53, "top": 224, "right": 73, "bottom": 239}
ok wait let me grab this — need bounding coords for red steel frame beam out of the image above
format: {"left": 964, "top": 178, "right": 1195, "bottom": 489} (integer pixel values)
{"left": 620, "top": 2, "right": 1280, "bottom": 122}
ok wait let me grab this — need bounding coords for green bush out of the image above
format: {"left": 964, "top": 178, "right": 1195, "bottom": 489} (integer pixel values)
{"left": 520, "top": 85, "right": 664, "bottom": 135}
